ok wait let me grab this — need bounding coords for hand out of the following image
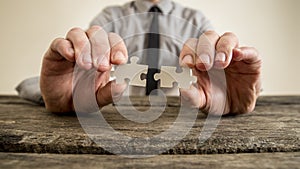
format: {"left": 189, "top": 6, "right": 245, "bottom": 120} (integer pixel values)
{"left": 179, "top": 31, "right": 262, "bottom": 115}
{"left": 40, "top": 26, "right": 128, "bottom": 113}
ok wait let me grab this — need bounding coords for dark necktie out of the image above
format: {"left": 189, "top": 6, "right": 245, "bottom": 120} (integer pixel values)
{"left": 146, "top": 6, "right": 161, "bottom": 95}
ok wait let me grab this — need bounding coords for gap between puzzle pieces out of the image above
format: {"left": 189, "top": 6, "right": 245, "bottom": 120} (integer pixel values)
{"left": 113, "top": 56, "right": 197, "bottom": 89}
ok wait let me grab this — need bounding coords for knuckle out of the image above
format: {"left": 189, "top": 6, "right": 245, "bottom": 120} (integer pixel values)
{"left": 108, "top": 32, "right": 122, "bottom": 42}
{"left": 73, "top": 41, "right": 90, "bottom": 60}
{"left": 108, "top": 32, "right": 120, "bottom": 38}
{"left": 217, "top": 39, "right": 234, "bottom": 52}
{"left": 204, "top": 30, "right": 218, "bottom": 36}
{"left": 87, "top": 25, "right": 104, "bottom": 36}
{"left": 51, "top": 38, "right": 65, "bottom": 51}
{"left": 90, "top": 35, "right": 104, "bottom": 45}
{"left": 223, "top": 32, "right": 235, "bottom": 37}
{"left": 185, "top": 38, "right": 198, "bottom": 45}
{"left": 222, "top": 32, "right": 239, "bottom": 43}
{"left": 251, "top": 47, "right": 260, "bottom": 56}
{"left": 52, "top": 38, "right": 62, "bottom": 47}
{"left": 184, "top": 38, "right": 198, "bottom": 50}
{"left": 108, "top": 33, "right": 125, "bottom": 48}
{"left": 90, "top": 25, "right": 102, "bottom": 31}
{"left": 89, "top": 32, "right": 108, "bottom": 46}
{"left": 69, "top": 27, "right": 83, "bottom": 34}
{"left": 217, "top": 39, "right": 231, "bottom": 50}
{"left": 202, "top": 31, "right": 219, "bottom": 44}
{"left": 52, "top": 38, "right": 62, "bottom": 44}
{"left": 76, "top": 39, "right": 88, "bottom": 50}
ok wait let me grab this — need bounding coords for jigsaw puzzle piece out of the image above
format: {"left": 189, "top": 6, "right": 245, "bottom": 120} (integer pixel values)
{"left": 154, "top": 66, "right": 197, "bottom": 89}
{"left": 114, "top": 56, "right": 148, "bottom": 87}
{"left": 154, "top": 66, "right": 177, "bottom": 88}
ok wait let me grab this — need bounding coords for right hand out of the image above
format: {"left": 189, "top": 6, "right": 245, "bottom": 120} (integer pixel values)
{"left": 40, "top": 26, "right": 128, "bottom": 113}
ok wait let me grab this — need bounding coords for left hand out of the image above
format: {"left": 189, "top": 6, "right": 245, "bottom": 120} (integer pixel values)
{"left": 179, "top": 31, "right": 262, "bottom": 115}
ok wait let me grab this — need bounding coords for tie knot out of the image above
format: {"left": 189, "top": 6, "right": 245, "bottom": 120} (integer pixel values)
{"left": 149, "top": 6, "right": 162, "bottom": 13}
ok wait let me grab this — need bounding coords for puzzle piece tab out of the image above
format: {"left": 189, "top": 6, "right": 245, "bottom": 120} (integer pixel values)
{"left": 113, "top": 56, "right": 148, "bottom": 87}
{"left": 154, "top": 66, "right": 196, "bottom": 89}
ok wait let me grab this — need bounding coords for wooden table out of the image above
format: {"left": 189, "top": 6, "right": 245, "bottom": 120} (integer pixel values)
{"left": 0, "top": 95, "right": 299, "bottom": 169}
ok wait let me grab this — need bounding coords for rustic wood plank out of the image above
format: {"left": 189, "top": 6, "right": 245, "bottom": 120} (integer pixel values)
{"left": 0, "top": 152, "right": 299, "bottom": 169}
{"left": 0, "top": 96, "right": 299, "bottom": 154}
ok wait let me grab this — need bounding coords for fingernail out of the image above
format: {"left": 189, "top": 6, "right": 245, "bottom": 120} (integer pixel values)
{"left": 97, "top": 55, "right": 109, "bottom": 67}
{"left": 215, "top": 52, "right": 226, "bottom": 62}
{"left": 113, "top": 51, "right": 125, "bottom": 62}
{"left": 182, "top": 55, "right": 193, "bottom": 65}
{"left": 199, "top": 54, "right": 210, "bottom": 64}
{"left": 82, "top": 54, "right": 92, "bottom": 64}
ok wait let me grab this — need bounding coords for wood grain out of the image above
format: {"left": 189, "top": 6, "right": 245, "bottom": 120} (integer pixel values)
{"left": 0, "top": 96, "right": 299, "bottom": 155}
{"left": 1, "top": 152, "right": 299, "bottom": 169}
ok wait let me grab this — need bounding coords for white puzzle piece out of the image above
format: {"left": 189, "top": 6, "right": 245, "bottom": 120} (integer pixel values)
{"left": 113, "top": 56, "right": 148, "bottom": 87}
{"left": 154, "top": 66, "right": 197, "bottom": 89}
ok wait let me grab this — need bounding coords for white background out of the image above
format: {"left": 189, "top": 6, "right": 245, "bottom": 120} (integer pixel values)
{"left": 0, "top": 0, "right": 299, "bottom": 95}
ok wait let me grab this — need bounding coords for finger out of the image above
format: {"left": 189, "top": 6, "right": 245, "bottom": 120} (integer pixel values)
{"left": 86, "top": 26, "right": 111, "bottom": 72}
{"left": 196, "top": 31, "right": 220, "bottom": 71}
{"left": 66, "top": 27, "right": 92, "bottom": 70}
{"left": 49, "top": 38, "right": 75, "bottom": 62}
{"left": 179, "top": 85, "right": 206, "bottom": 109}
{"left": 179, "top": 38, "right": 197, "bottom": 68}
{"left": 108, "top": 32, "right": 128, "bottom": 65}
{"left": 96, "top": 81, "right": 127, "bottom": 108}
{"left": 215, "top": 32, "right": 239, "bottom": 69}
{"left": 233, "top": 47, "right": 261, "bottom": 63}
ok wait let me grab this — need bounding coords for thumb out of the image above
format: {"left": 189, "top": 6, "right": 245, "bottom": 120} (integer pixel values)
{"left": 233, "top": 47, "right": 261, "bottom": 63}
{"left": 179, "top": 85, "right": 206, "bottom": 109}
{"left": 96, "top": 81, "right": 127, "bottom": 108}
